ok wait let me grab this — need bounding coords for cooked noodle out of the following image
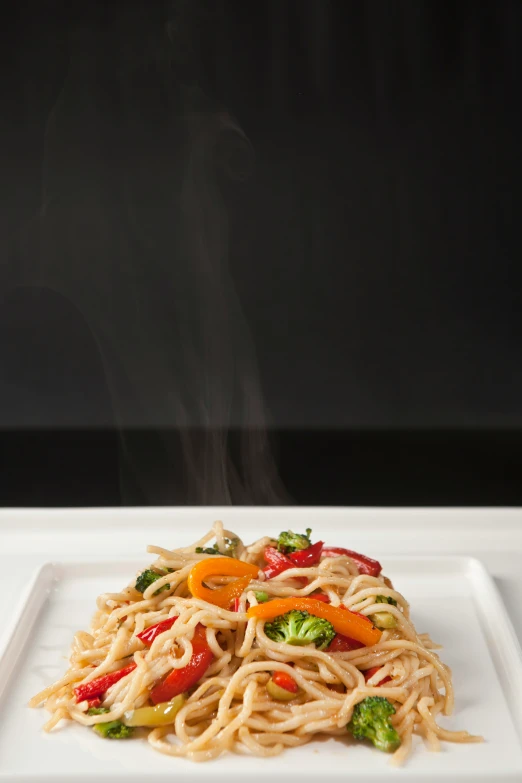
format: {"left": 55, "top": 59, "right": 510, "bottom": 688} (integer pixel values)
{"left": 29, "top": 521, "right": 483, "bottom": 763}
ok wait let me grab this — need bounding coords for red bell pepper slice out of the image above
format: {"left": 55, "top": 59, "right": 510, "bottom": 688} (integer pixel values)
{"left": 321, "top": 547, "right": 382, "bottom": 577}
{"left": 288, "top": 540, "right": 323, "bottom": 567}
{"left": 326, "top": 603, "right": 374, "bottom": 651}
{"left": 364, "top": 666, "right": 392, "bottom": 686}
{"left": 327, "top": 632, "right": 365, "bottom": 652}
{"left": 231, "top": 597, "right": 250, "bottom": 611}
{"left": 310, "top": 592, "right": 330, "bottom": 603}
{"left": 87, "top": 697, "right": 102, "bottom": 709}
{"left": 74, "top": 661, "right": 137, "bottom": 703}
{"left": 263, "top": 547, "right": 308, "bottom": 585}
{"left": 272, "top": 670, "right": 299, "bottom": 693}
{"left": 149, "top": 623, "right": 214, "bottom": 705}
{"left": 137, "top": 616, "right": 178, "bottom": 646}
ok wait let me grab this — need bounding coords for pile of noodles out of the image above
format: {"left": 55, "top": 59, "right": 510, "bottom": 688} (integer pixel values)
{"left": 30, "top": 521, "right": 482, "bottom": 764}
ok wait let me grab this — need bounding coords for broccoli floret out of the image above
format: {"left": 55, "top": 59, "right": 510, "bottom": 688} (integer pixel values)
{"left": 277, "top": 528, "right": 312, "bottom": 554}
{"left": 347, "top": 696, "right": 401, "bottom": 753}
{"left": 93, "top": 720, "right": 134, "bottom": 739}
{"left": 135, "top": 569, "right": 170, "bottom": 596}
{"left": 375, "top": 595, "right": 397, "bottom": 607}
{"left": 195, "top": 547, "right": 219, "bottom": 555}
{"left": 195, "top": 537, "right": 239, "bottom": 557}
{"left": 87, "top": 707, "right": 110, "bottom": 716}
{"left": 264, "top": 610, "right": 335, "bottom": 650}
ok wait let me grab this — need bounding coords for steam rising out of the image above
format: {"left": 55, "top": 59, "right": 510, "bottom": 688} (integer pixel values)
{"left": 22, "top": 4, "right": 287, "bottom": 504}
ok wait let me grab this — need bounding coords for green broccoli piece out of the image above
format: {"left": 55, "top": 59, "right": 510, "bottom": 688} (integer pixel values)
{"left": 277, "top": 528, "right": 312, "bottom": 554}
{"left": 347, "top": 696, "right": 401, "bottom": 753}
{"left": 195, "top": 537, "right": 239, "bottom": 557}
{"left": 92, "top": 720, "right": 134, "bottom": 739}
{"left": 254, "top": 591, "right": 270, "bottom": 603}
{"left": 264, "top": 610, "right": 335, "bottom": 650}
{"left": 134, "top": 569, "right": 170, "bottom": 596}
{"left": 87, "top": 707, "right": 110, "bottom": 716}
{"left": 375, "top": 595, "right": 397, "bottom": 607}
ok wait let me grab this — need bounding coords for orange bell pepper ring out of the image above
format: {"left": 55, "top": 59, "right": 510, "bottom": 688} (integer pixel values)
{"left": 247, "top": 597, "right": 382, "bottom": 647}
{"left": 187, "top": 557, "right": 260, "bottom": 609}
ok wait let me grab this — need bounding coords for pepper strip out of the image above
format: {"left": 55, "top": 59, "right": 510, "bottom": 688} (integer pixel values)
{"left": 263, "top": 546, "right": 308, "bottom": 584}
{"left": 149, "top": 624, "right": 214, "bottom": 704}
{"left": 74, "top": 662, "right": 137, "bottom": 703}
{"left": 288, "top": 540, "right": 323, "bottom": 567}
{"left": 321, "top": 547, "right": 382, "bottom": 577}
{"left": 327, "top": 633, "right": 365, "bottom": 652}
{"left": 137, "top": 616, "right": 178, "bottom": 646}
{"left": 247, "top": 597, "right": 382, "bottom": 647}
{"left": 364, "top": 666, "right": 392, "bottom": 685}
{"left": 187, "top": 557, "right": 260, "bottom": 609}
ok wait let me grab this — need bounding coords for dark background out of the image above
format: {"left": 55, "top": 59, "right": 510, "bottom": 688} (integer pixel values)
{"left": 1, "top": 0, "right": 522, "bottom": 506}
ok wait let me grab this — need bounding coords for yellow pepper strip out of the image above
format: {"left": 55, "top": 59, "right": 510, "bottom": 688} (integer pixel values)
{"left": 247, "top": 597, "right": 382, "bottom": 647}
{"left": 187, "top": 557, "right": 260, "bottom": 609}
{"left": 123, "top": 694, "right": 185, "bottom": 727}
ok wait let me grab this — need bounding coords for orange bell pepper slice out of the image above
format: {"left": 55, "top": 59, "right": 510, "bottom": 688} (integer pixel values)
{"left": 247, "top": 597, "right": 382, "bottom": 647}
{"left": 187, "top": 557, "right": 260, "bottom": 609}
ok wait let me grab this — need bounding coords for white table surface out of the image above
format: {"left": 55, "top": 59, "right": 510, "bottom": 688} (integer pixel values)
{"left": 1, "top": 506, "right": 522, "bottom": 657}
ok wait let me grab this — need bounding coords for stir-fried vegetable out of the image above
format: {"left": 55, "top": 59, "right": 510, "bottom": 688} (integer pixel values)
{"left": 135, "top": 569, "right": 170, "bottom": 596}
{"left": 277, "top": 529, "right": 312, "bottom": 554}
{"left": 287, "top": 539, "right": 323, "bottom": 566}
{"left": 74, "top": 662, "right": 137, "bottom": 703}
{"left": 373, "top": 612, "right": 397, "bottom": 630}
{"left": 265, "top": 609, "right": 335, "bottom": 650}
{"left": 87, "top": 706, "right": 110, "bottom": 716}
{"left": 266, "top": 679, "right": 296, "bottom": 701}
{"left": 187, "top": 557, "right": 259, "bottom": 609}
{"left": 263, "top": 547, "right": 308, "bottom": 584}
{"left": 264, "top": 610, "right": 336, "bottom": 650}
{"left": 124, "top": 695, "right": 185, "bottom": 727}
{"left": 375, "top": 595, "right": 397, "bottom": 606}
{"left": 149, "top": 624, "right": 214, "bottom": 704}
{"left": 266, "top": 671, "right": 299, "bottom": 701}
{"left": 321, "top": 547, "right": 382, "bottom": 577}
{"left": 137, "top": 616, "right": 178, "bottom": 646}
{"left": 93, "top": 720, "right": 134, "bottom": 739}
{"left": 272, "top": 529, "right": 323, "bottom": 566}
{"left": 371, "top": 595, "right": 398, "bottom": 629}
{"left": 347, "top": 696, "right": 401, "bottom": 753}
{"left": 248, "top": 597, "right": 382, "bottom": 647}
{"left": 327, "top": 632, "right": 365, "bottom": 652}
{"left": 87, "top": 707, "right": 134, "bottom": 739}
{"left": 272, "top": 670, "right": 299, "bottom": 693}
{"left": 310, "top": 592, "right": 330, "bottom": 603}
{"left": 195, "top": 537, "right": 239, "bottom": 557}
{"left": 254, "top": 591, "right": 269, "bottom": 603}
{"left": 364, "top": 667, "right": 392, "bottom": 686}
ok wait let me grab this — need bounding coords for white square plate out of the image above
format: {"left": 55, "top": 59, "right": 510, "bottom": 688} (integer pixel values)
{"left": 1, "top": 554, "right": 521, "bottom": 782}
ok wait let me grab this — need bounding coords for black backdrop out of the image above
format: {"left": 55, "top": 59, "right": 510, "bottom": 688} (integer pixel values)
{"left": 1, "top": 1, "right": 522, "bottom": 506}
